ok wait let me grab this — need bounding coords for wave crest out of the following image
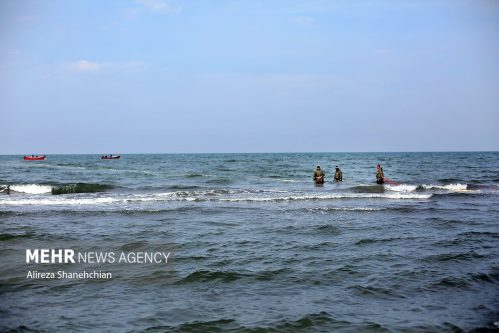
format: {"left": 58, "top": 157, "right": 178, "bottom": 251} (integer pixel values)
{"left": 422, "top": 183, "right": 468, "bottom": 191}
{"left": 4, "top": 183, "right": 113, "bottom": 195}
{"left": 51, "top": 183, "right": 112, "bottom": 195}
{"left": 385, "top": 184, "right": 418, "bottom": 192}
{"left": 222, "top": 193, "right": 432, "bottom": 202}
{"left": 9, "top": 184, "right": 52, "bottom": 194}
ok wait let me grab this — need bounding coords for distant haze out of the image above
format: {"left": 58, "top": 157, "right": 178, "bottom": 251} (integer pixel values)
{"left": 1, "top": 0, "right": 498, "bottom": 154}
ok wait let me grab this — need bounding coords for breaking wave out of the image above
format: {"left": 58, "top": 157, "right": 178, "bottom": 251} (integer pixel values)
{"left": 0, "top": 190, "right": 433, "bottom": 207}
{"left": 384, "top": 184, "right": 418, "bottom": 192}
{"left": 3, "top": 183, "right": 113, "bottom": 195}
{"left": 51, "top": 183, "right": 113, "bottom": 195}
{"left": 385, "top": 183, "right": 469, "bottom": 192}
{"left": 0, "top": 197, "right": 119, "bottom": 206}
{"left": 8, "top": 184, "right": 52, "bottom": 194}
{"left": 2, "top": 182, "right": 473, "bottom": 198}
{"left": 422, "top": 184, "right": 468, "bottom": 191}
{"left": 221, "top": 193, "right": 432, "bottom": 202}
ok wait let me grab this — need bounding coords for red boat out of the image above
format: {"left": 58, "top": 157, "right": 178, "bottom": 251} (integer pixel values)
{"left": 23, "top": 155, "right": 46, "bottom": 161}
{"left": 101, "top": 155, "right": 120, "bottom": 159}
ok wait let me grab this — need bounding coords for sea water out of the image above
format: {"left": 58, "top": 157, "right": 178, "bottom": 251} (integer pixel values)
{"left": 0, "top": 152, "right": 498, "bottom": 332}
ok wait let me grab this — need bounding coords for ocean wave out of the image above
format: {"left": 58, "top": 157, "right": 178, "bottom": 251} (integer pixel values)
{"left": 2, "top": 182, "right": 478, "bottom": 200}
{"left": 438, "top": 178, "right": 462, "bottom": 183}
{"left": 185, "top": 173, "right": 203, "bottom": 178}
{"left": 469, "top": 272, "right": 497, "bottom": 284}
{"left": 22, "top": 162, "right": 87, "bottom": 171}
{"left": 315, "top": 225, "right": 341, "bottom": 234}
{"left": 421, "top": 251, "right": 484, "bottom": 263}
{"left": 457, "top": 231, "right": 499, "bottom": 239}
{"left": 51, "top": 183, "right": 113, "bottom": 195}
{"left": 0, "top": 197, "right": 119, "bottom": 206}
{"left": 9, "top": 184, "right": 53, "bottom": 194}
{"left": 0, "top": 190, "right": 433, "bottom": 207}
{"left": 5, "top": 183, "right": 113, "bottom": 195}
{"left": 270, "top": 312, "right": 353, "bottom": 332}
{"left": 0, "top": 233, "right": 34, "bottom": 241}
{"left": 349, "top": 284, "right": 407, "bottom": 299}
{"left": 0, "top": 210, "right": 24, "bottom": 216}
{"left": 55, "top": 163, "right": 86, "bottom": 170}
{"left": 384, "top": 184, "right": 418, "bottom": 192}
{"left": 349, "top": 183, "right": 475, "bottom": 194}
{"left": 355, "top": 237, "right": 398, "bottom": 245}
{"left": 254, "top": 268, "right": 294, "bottom": 281}
{"left": 179, "top": 270, "right": 246, "bottom": 283}
{"left": 145, "top": 312, "right": 358, "bottom": 332}
{"left": 422, "top": 183, "right": 468, "bottom": 191}
{"left": 305, "top": 207, "right": 383, "bottom": 212}
{"left": 166, "top": 185, "right": 202, "bottom": 190}
{"left": 431, "top": 192, "right": 484, "bottom": 199}
{"left": 350, "top": 185, "right": 385, "bottom": 193}
{"left": 384, "top": 183, "right": 472, "bottom": 193}
{"left": 467, "top": 183, "right": 499, "bottom": 191}
{"left": 221, "top": 193, "right": 432, "bottom": 202}
{"left": 206, "top": 178, "right": 233, "bottom": 184}
{"left": 428, "top": 276, "right": 472, "bottom": 290}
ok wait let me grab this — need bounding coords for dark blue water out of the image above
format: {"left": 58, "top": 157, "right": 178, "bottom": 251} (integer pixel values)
{"left": 1, "top": 152, "right": 498, "bottom": 332}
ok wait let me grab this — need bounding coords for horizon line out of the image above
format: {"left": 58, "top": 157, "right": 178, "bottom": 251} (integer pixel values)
{"left": 1, "top": 150, "right": 498, "bottom": 156}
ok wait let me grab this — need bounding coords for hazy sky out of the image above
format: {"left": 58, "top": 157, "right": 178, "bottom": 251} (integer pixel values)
{"left": 1, "top": 0, "right": 498, "bottom": 154}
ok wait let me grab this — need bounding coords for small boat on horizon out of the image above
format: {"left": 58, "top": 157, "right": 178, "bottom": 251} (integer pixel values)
{"left": 23, "top": 155, "right": 46, "bottom": 161}
{"left": 101, "top": 155, "right": 121, "bottom": 159}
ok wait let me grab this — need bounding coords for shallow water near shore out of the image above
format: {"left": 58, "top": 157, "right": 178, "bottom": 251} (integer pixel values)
{"left": 1, "top": 152, "right": 498, "bottom": 332}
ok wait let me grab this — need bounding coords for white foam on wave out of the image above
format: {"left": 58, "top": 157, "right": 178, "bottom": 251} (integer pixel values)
{"left": 0, "top": 196, "right": 199, "bottom": 206}
{"left": 422, "top": 184, "right": 468, "bottom": 191}
{"left": 124, "top": 193, "right": 198, "bottom": 202}
{"left": 0, "top": 190, "right": 207, "bottom": 206}
{"left": 0, "top": 190, "right": 433, "bottom": 207}
{"left": 385, "top": 184, "right": 418, "bottom": 192}
{"left": 221, "top": 193, "right": 432, "bottom": 202}
{"left": 376, "top": 193, "right": 431, "bottom": 199}
{"left": 0, "top": 197, "right": 117, "bottom": 206}
{"left": 9, "top": 184, "right": 52, "bottom": 194}
{"left": 308, "top": 207, "right": 383, "bottom": 212}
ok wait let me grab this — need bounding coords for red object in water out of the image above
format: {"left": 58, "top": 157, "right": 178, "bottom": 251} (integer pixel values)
{"left": 101, "top": 155, "right": 120, "bottom": 159}
{"left": 23, "top": 155, "right": 46, "bottom": 160}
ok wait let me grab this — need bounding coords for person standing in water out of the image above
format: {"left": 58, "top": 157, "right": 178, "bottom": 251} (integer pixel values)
{"left": 376, "top": 164, "right": 384, "bottom": 184}
{"left": 313, "top": 166, "right": 325, "bottom": 184}
{"left": 334, "top": 166, "right": 343, "bottom": 182}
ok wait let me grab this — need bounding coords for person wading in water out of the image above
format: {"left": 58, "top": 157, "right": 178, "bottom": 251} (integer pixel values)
{"left": 376, "top": 164, "right": 384, "bottom": 184}
{"left": 314, "top": 166, "right": 325, "bottom": 184}
{"left": 334, "top": 166, "right": 343, "bottom": 182}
